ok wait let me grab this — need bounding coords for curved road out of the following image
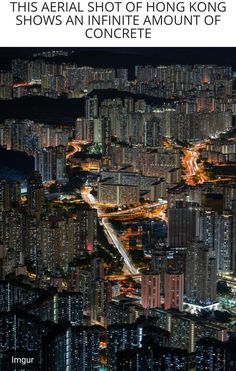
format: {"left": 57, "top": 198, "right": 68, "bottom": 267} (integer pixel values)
{"left": 81, "top": 187, "right": 139, "bottom": 275}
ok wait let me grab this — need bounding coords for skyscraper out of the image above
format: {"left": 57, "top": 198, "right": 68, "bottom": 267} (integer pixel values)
{"left": 144, "top": 118, "right": 161, "bottom": 147}
{"left": 216, "top": 211, "right": 235, "bottom": 273}
{"left": 164, "top": 272, "right": 184, "bottom": 311}
{"left": 116, "top": 346, "right": 190, "bottom": 371}
{"left": 0, "top": 310, "right": 48, "bottom": 369}
{"left": 77, "top": 270, "right": 92, "bottom": 317}
{"left": 101, "top": 117, "right": 111, "bottom": 157}
{"left": 1, "top": 208, "right": 23, "bottom": 268}
{"left": 92, "top": 257, "right": 105, "bottom": 280}
{"left": 168, "top": 201, "right": 200, "bottom": 248}
{"left": 75, "top": 118, "right": 93, "bottom": 142}
{"left": 27, "top": 172, "right": 44, "bottom": 215}
{"left": 91, "top": 279, "right": 112, "bottom": 326}
{"left": 26, "top": 291, "right": 83, "bottom": 326}
{"left": 0, "top": 180, "right": 21, "bottom": 212}
{"left": 108, "top": 319, "right": 170, "bottom": 371}
{"left": 195, "top": 337, "right": 228, "bottom": 371}
{"left": 141, "top": 274, "right": 161, "bottom": 309}
{"left": 34, "top": 146, "right": 66, "bottom": 183}
{"left": 45, "top": 325, "right": 102, "bottom": 371}
{"left": 85, "top": 95, "right": 99, "bottom": 120}
{"left": 200, "top": 209, "right": 218, "bottom": 251}
{"left": 185, "top": 240, "right": 217, "bottom": 304}
{"left": 107, "top": 323, "right": 143, "bottom": 371}
{"left": 0, "top": 280, "right": 40, "bottom": 312}
{"left": 76, "top": 207, "right": 98, "bottom": 253}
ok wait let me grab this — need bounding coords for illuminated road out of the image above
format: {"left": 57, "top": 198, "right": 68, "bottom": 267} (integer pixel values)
{"left": 13, "top": 81, "right": 38, "bottom": 88}
{"left": 99, "top": 201, "right": 168, "bottom": 221}
{"left": 81, "top": 187, "right": 138, "bottom": 275}
{"left": 106, "top": 274, "right": 142, "bottom": 281}
{"left": 66, "top": 141, "right": 81, "bottom": 159}
{"left": 102, "top": 218, "right": 138, "bottom": 275}
{"left": 164, "top": 137, "right": 233, "bottom": 186}
{"left": 66, "top": 140, "right": 86, "bottom": 159}
{"left": 182, "top": 142, "right": 209, "bottom": 186}
{"left": 163, "top": 138, "right": 209, "bottom": 186}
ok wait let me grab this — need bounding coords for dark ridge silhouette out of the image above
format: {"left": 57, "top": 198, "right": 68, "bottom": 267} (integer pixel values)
{"left": 88, "top": 89, "right": 172, "bottom": 105}
{"left": 0, "top": 91, "right": 171, "bottom": 122}
{"left": 0, "top": 147, "right": 34, "bottom": 177}
{"left": 0, "top": 96, "right": 85, "bottom": 123}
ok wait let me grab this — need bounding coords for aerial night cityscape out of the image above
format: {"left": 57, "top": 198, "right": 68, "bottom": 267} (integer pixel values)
{"left": 0, "top": 47, "right": 236, "bottom": 370}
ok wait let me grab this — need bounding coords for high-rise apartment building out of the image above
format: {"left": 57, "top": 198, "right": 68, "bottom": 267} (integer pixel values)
{"left": 0, "top": 180, "right": 21, "bottom": 212}
{"left": 141, "top": 274, "right": 161, "bottom": 309}
{"left": 27, "top": 172, "right": 44, "bottom": 215}
{"left": 195, "top": 337, "right": 228, "bottom": 371}
{"left": 168, "top": 201, "right": 200, "bottom": 248}
{"left": 45, "top": 325, "right": 102, "bottom": 371}
{"left": 216, "top": 211, "right": 235, "bottom": 273}
{"left": 164, "top": 272, "right": 184, "bottom": 311}
{"left": 185, "top": 240, "right": 217, "bottom": 304}
{"left": 34, "top": 146, "right": 66, "bottom": 183}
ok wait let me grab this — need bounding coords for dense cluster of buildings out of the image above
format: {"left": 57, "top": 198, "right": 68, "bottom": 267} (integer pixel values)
{"left": 80, "top": 94, "right": 233, "bottom": 144}
{"left": 0, "top": 175, "right": 97, "bottom": 276}
{"left": 0, "top": 119, "right": 71, "bottom": 153}
{"left": 0, "top": 274, "right": 235, "bottom": 370}
{"left": 0, "top": 119, "right": 69, "bottom": 183}
{"left": 0, "top": 60, "right": 234, "bottom": 101}
{"left": 1, "top": 52, "right": 236, "bottom": 369}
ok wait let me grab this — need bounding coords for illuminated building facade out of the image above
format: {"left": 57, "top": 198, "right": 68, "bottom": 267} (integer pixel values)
{"left": 141, "top": 274, "right": 161, "bottom": 309}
